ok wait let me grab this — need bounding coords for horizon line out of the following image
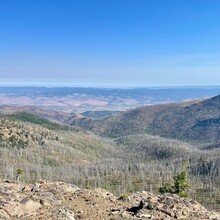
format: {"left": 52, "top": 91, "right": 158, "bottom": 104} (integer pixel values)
{"left": 0, "top": 83, "right": 220, "bottom": 89}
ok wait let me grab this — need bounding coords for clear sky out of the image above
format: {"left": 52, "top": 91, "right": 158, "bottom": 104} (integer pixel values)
{"left": 0, "top": 0, "right": 220, "bottom": 87}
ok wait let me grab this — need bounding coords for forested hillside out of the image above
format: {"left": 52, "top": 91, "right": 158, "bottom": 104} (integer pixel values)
{"left": 1, "top": 110, "right": 220, "bottom": 211}
{"left": 0, "top": 105, "right": 69, "bottom": 122}
{"left": 67, "top": 95, "right": 220, "bottom": 145}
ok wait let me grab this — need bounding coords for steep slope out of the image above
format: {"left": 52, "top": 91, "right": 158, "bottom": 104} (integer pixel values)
{"left": 0, "top": 114, "right": 118, "bottom": 184}
{"left": 67, "top": 95, "right": 220, "bottom": 144}
{"left": 2, "top": 112, "right": 220, "bottom": 210}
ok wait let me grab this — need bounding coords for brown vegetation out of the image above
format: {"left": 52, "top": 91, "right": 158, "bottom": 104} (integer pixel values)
{"left": 1, "top": 95, "right": 220, "bottom": 212}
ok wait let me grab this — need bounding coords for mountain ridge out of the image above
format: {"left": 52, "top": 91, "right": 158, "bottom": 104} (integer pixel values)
{"left": 0, "top": 105, "right": 69, "bottom": 123}
{"left": 1, "top": 99, "right": 220, "bottom": 211}
{"left": 66, "top": 95, "right": 220, "bottom": 145}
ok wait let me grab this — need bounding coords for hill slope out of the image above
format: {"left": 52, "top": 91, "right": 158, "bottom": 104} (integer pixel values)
{"left": 0, "top": 113, "right": 119, "bottom": 184}
{"left": 67, "top": 95, "right": 220, "bottom": 144}
{"left": 2, "top": 112, "right": 220, "bottom": 211}
{"left": 0, "top": 105, "right": 69, "bottom": 123}
{"left": 115, "top": 134, "right": 196, "bottom": 160}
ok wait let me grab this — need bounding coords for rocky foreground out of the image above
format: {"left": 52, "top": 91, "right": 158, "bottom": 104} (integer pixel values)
{"left": 0, "top": 180, "right": 220, "bottom": 220}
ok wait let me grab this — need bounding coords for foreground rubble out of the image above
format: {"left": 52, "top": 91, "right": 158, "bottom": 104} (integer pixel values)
{"left": 0, "top": 180, "right": 219, "bottom": 220}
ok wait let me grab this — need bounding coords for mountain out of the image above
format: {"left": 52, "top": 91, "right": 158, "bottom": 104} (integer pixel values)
{"left": 67, "top": 95, "right": 220, "bottom": 145}
{"left": 81, "top": 110, "right": 122, "bottom": 118}
{"left": 0, "top": 113, "right": 119, "bottom": 183}
{"left": 1, "top": 108, "right": 220, "bottom": 210}
{"left": 2, "top": 86, "right": 220, "bottom": 112}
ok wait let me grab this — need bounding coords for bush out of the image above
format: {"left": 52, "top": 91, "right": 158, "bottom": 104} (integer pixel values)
{"left": 118, "top": 193, "right": 129, "bottom": 200}
{"left": 173, "top": 163, "right": 190, "bottom": 197}
{"left": 159, "top": 161, "right": 190, "bottom": 197}
{"left": 159, "top": 183, "right": 173, "bottom": 194}
{"left": 15, "top": 168, "right": 24, "bottom": 182}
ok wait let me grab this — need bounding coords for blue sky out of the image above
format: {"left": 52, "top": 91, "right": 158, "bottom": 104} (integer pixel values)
{"left": 0, "top": 0, "right": 220, "bottom": 87}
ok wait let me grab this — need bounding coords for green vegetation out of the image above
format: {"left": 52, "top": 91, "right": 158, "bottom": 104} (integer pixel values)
{"left": 0, "top": 116, "right": 61, "bottom": 149}
{"left": 0, "top": 105, "right": 220, "bottom": 211}
{"left": 118, "top": 193, "right": 129, "bottom": 200}
{"left": 146, "top": 202, "right": 155, "bottom": 210}
{"left": 159, "top": 162, "right": 190, "bottom": 198}
{"left": 159, "top": 183, "right": 173, "bottom": 194}
{"left": 173, "top": 162, "right": 190, "bottom": 197}
{"left": 15, "top": 168, "right": 24, "bottom": 182}
{"left": 8, "top": 112, "right": 79, "bottom": 131}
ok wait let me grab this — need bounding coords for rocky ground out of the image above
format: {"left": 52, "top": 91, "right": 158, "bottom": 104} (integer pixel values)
{"left": 0, "top": 180, "right": 220, "bottom": 220}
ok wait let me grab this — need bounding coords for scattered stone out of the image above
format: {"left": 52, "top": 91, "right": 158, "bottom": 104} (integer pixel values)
{"left": 0, "top": 180, "right": 219, "bottom": 220}
{"left": 121, "top": 211, "right": 131, "bottom": 219}
{"left": 0, "top": 208, "right": 11, "bottom": 220}
{"left": 139, "top": 213, "right": 152, "bottom": 218}
{"left": 3, "top": 198, "right": 41, "bottom": 217}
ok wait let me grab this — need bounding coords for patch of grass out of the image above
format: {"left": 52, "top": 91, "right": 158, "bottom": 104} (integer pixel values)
{"left": 118, "top": 193, "right": 129, "bottom": 200}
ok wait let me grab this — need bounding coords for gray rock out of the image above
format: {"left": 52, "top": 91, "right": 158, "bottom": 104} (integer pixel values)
{"left": 0, "top": 209, "right": 11, "bottom": 220}
{"left": 121, "top": 211, "right": 131, "bottom": 219}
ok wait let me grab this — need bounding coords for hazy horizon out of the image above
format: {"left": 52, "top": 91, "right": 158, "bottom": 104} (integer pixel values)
{"left": 1, "top": 82, "right": 220, "bottom": 89}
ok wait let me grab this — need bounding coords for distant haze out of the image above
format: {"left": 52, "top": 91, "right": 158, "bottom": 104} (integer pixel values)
{"left": 1, "top": 86, "right": 220, "bottom": 113}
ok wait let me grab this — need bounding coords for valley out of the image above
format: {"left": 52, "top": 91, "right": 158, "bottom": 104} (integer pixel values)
{"left": 2, "top": 1, "right": 220, "bottom": 218}
{"left": 1, "top": 90, "right": 220, "bottom": 213}
{"left": 1, "top": 86, "right": 220, "bottom": 113}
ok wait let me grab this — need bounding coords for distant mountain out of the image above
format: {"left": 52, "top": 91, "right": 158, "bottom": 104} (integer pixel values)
{"left": 8, "top": 95, "right": 219, "bottom": 145}
{"left": 67, "top": 95, "right": 220, "bottom": 144}
{"left": 1, "top": 86, "right": 220, "bottom": 112}
{"left": 81, "top": 110, "right": 122, "bottom": 119}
